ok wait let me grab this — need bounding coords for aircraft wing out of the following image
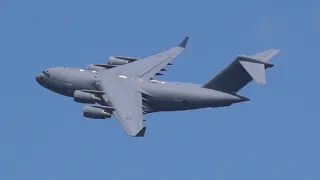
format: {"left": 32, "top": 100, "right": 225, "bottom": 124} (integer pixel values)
{"left": 95, "top": 74, "right": 146, "bottom": 137}
{"left": 107, "top": 37, "right": 189, "bottom": 80}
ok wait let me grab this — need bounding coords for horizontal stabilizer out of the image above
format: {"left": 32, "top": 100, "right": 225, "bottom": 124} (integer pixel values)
{"left": 239, "top": 61, "right": 266, "bottom": 84}
{"left": 248, "top": 49, "right": 279, "bottom": 62}
{"left": 237, "top": 49, "right": 279, "bottom": 68}
{"left": 238, "top": 49, "right": 279, "bottom": 84}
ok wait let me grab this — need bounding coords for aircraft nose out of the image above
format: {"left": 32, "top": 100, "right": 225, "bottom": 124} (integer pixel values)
{"left": 36, "top": 72, "right": 45, "bottom": 83}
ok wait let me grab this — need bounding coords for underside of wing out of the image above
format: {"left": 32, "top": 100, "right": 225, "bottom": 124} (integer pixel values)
{"left": 95, "top": 74, "right": 146, "bottom": 137}
{"left": 108, "top": 37, "right": 189, "bottom": 80}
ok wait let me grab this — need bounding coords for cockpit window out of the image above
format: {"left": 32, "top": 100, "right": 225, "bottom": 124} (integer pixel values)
{"left": 42, "top": 70, "right": 50, "bottom": 78}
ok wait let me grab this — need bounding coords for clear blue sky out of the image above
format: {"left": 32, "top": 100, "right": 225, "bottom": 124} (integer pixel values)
{"left": 1, "top": 0, "right": 319, "bottom": 179}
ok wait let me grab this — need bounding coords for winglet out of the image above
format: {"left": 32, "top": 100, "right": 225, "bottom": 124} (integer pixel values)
{"left": 178, "top": 36, "right": 189, "bottom": 48}
{"left": 133, "top": 127, "right": 147, "bottom": 137}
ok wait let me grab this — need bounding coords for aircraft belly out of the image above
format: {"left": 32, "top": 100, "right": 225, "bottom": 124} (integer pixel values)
{"left": 147, "top": 100, "right": 211, "bottom": 112}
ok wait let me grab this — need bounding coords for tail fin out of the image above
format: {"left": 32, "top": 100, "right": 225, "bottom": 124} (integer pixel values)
{"left": 203, "top": 49, "right": 279, "bottom": 93}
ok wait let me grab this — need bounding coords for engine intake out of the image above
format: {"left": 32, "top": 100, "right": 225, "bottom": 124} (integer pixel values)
{"left": 74, "top": 90, "right": 101, "bottom": 104}
{"left": 83, "top": 106, "right": 111, "bottom": 119}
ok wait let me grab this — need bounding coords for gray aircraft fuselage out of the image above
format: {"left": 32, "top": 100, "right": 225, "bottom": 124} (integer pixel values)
{"left": 36, "top": 67, "right": 247, "bottom": 113}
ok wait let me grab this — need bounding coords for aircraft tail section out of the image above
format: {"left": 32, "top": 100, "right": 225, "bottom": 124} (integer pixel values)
{"left": 242, "top": 49, "right": 279, "bottom": 62}
{"left": 202, "top": 49, "right": 279, "bottom": 93}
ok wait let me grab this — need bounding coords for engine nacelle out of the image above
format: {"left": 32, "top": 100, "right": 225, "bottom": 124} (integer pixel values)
{"left": 113, "top": 56, "right": 139, "bottom": 61}
{"left": 108, "top": 57, "right": 129, "bottom": 65}
{"left": 87, "top": 64, "right": 107, "bottom": 71}
{"left": 83, "top": 106, "right": 111, "bottom": 119}
{"left": 74, "top": 90, "right": 100, "bottom": 104}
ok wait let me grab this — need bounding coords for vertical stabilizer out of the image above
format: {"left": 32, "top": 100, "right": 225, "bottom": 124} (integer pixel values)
{"left": 202, "top": 49, "right": 279, "bottom": 92}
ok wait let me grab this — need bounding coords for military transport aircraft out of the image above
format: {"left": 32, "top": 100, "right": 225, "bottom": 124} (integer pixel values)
{"left": 36, "top": 37, "right": 279, "bottom": 137}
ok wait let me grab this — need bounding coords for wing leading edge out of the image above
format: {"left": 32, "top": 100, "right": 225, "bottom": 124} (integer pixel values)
{"left": 108, "top": 37, "right": 189, "bottom": 80}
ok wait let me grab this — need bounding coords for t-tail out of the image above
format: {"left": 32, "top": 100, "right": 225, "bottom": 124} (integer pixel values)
{"left": 202, "top": 49, "right": 280, "bottom": 93}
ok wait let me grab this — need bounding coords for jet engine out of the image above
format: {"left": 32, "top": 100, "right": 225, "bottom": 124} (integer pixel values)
{"left": 87, "top": 64, "right": 107, "bottom": 71}
{"left": 74, "top": 90, "right": 101, "bottom": 104}
{"left": 108, "top": 56, "right": 129, "bottom": 65}
{"left": 83, "top": 106, "right": 112, "bottom": 119}
{"left": 87, "top": 56, "right": 139, "bottom": 70}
